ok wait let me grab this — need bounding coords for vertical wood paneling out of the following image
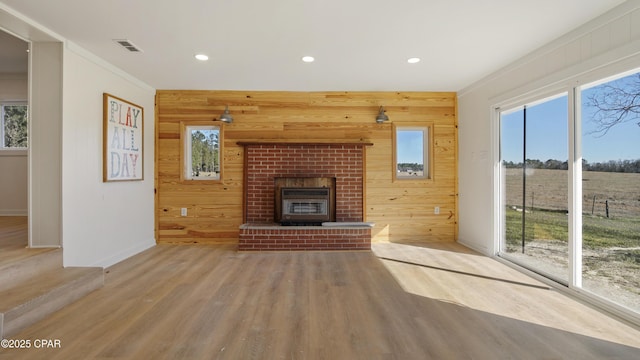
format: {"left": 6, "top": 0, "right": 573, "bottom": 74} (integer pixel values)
{"left": 156, "top": 90, "right": 457, "bottom": 244}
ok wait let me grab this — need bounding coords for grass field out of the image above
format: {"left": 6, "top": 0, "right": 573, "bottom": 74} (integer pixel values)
{"left": 504, "top": 168, "right": 640, "bottom": 217}
{"left": 502, "top": 168, "right": 640, "bottom": 310}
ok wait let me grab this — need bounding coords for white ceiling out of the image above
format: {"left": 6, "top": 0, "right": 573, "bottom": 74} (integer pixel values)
{"left": 0, "top": 0, "right": 628, "bottom": 91}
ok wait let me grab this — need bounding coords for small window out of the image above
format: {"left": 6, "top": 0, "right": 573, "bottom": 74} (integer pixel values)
{"left": 1, "top": 102, "right": 28, "bottom": 149}
{"left": 394, "top": 124, "right": 430, "bottom": 180}
{"left": 183, "top": 124, "right": 221, "bottom": 181}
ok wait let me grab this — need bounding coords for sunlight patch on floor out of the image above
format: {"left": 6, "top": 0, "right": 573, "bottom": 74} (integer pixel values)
{"left": 371, "top": 242, "right": 640, "bottom": 348}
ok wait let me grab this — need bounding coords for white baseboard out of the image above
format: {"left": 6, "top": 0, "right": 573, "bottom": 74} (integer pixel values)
{"left": 0, "top": 209, "right": 28, "bottom": 216}
{"left": 64, "top": 238, "right": 156, "bottom": 269}
{"left": 457, "top": 239, "right": 491, "bottom": 256}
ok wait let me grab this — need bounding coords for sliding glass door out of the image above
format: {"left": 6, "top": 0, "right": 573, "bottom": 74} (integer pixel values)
{"left": 580, "top": 71, "right": 640, "bottom": 313}
{"left": 499, "top": 94, "right": 569, "bottom": 282}
{"left": 497, "top": 67, "right": 640, "bottom": 317}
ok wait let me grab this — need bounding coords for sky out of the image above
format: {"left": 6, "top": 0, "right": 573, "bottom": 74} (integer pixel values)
{"left": 397, "top": 130, "right": 424, "bottom": 164}
{"left": 501, "top": 71, "right": 639, "bottom": 164}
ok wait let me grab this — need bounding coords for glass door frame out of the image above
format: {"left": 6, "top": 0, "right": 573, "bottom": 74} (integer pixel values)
{"left": 495, "top": 89, "right": 575, "bottom": 286}
{"left": 492, "top": 69, "right": 640, "bottom": 325}
{"left": 487, "top": 59, "right": 640, "bottom": 325}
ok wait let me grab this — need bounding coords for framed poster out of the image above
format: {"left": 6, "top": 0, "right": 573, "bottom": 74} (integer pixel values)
{"left": 103, "top": 93, "right": 144, "bottom": 181}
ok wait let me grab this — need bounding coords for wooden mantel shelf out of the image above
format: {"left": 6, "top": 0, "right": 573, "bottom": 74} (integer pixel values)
{"left": 236, "top": 141, "right": 373, "bottom": 146}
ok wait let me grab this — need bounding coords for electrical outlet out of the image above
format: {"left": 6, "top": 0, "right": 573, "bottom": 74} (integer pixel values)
{"left": 434, "top": 206, "right": 440, "bottom": 215}
{"left": 181, "top": 208, "right": 187, "bottom": 216}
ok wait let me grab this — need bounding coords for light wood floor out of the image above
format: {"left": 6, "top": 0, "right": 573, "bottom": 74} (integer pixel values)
{"left": 0, "top": 216, "right": 52, "bottom": 264}
{"left": 2, "top": 240, "right": 640, "bottom": 359}
{"left": 0, "top": 216, "right": 28, "bottom": 249}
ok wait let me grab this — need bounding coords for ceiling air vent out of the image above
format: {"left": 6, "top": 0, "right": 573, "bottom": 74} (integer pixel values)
{"left": 113, "top": 39, "right": 143, "bottom": 53}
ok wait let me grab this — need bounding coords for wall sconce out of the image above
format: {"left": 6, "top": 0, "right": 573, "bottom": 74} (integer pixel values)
{"left": 219, "top": 105, "right": 233, "bottom": 123}
{"left": 375, "top": 106, "right": 389, "bottom": 123}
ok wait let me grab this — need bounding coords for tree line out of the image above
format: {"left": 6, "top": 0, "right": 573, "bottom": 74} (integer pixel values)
{"left": 397, "top": 163, "right": 424, "bottom": 172}
{"left": 502, "top": 159, "right": 640, "bottom": 173}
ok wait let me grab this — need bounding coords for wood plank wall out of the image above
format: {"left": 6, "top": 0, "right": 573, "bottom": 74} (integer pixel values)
{"left": 155, "top": 91, "right": 457, "bottom": 244}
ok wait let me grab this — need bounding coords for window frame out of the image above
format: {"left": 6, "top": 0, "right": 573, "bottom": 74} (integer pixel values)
{"left": 392, "top": 123, "right": 433, "bottom": 181}
{"left": 180, "top": 122, "right": 223, "bottom": 182}
{"left": 1, "top": 101, "right": 28, "bottom": 150}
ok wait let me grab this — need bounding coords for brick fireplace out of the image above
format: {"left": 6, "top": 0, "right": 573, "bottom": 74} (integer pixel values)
{"left": 238, "top": 142, "right": 372, "bottom": 251}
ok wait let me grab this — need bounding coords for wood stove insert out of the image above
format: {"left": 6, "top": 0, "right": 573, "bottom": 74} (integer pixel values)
{"left": 274, "top": 177, "right": 336, "bottom": 226}
{"left": 280, "top": 187, "right": 331, "bottom": 225}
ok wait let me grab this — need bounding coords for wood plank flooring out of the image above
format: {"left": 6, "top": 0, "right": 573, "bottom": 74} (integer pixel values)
{"left": 0, "top": 216, "right": 53, "bottom": 265}
{"left": 0, "top": 216, "right": 27, "bottom": 249}
{"left": 1, "top": 241, "right": 640, "bottom": 359}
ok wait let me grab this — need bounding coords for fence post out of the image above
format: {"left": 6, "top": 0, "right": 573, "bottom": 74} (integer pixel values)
{"left": 531, "top": 192, "right": 534, "bottom": 212}
{"left": 605, "top": 199, "right": 609, "bottom": 218}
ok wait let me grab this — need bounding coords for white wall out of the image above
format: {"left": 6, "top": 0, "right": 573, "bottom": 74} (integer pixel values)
{"left": 0, "top": 150, "right": 27, "bottom": 215}
{"left": 61, "top": 43, "right": 155, "bottom": 267}
{"left": 30, "top": 41, "right": 63, "bottom": 247}
{"left": 1, "top": 4, "right": 155, "bottom": 266}
{"left": 0, "top": 73, "right": 26, "bottom": 98}
{"left": 0, "top": 73, "right": 27, "bottom": 215}
{"left": 457, "top": 0, "right": 640, "bottom": 255}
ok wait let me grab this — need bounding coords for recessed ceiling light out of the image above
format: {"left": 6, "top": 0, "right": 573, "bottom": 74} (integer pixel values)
{"left": 195, "top": 54, "right": 209, "bottom": 61}
{"left": 407, "top": 57, "right": 421, "bottom": 64}
{"left": 302, "top": 56, "right": 315, "bottom": 63}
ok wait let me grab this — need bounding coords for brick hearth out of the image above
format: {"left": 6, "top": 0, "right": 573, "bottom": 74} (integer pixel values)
{"left": 238, "top": 224, "right": 371, "bottom": 251}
